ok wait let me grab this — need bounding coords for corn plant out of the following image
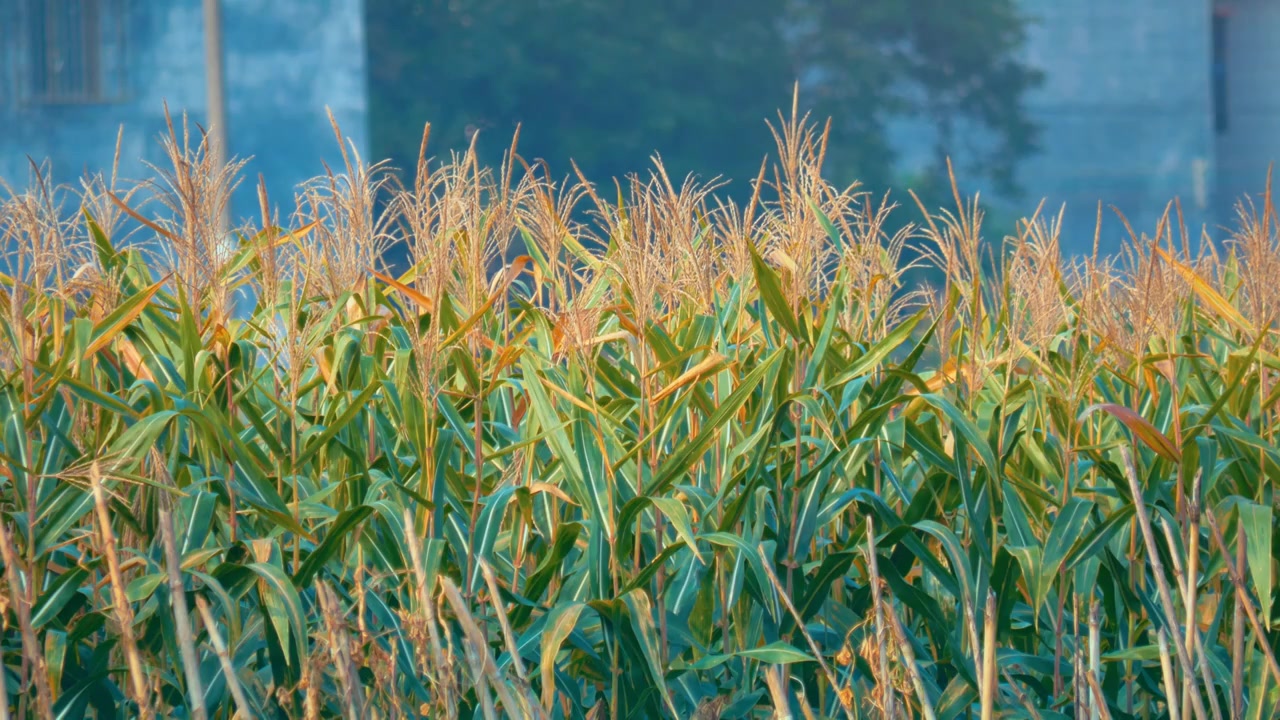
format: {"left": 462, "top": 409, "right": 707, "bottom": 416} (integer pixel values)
{"left": 0, "top": 107, "right": 1278, "bottom": 720}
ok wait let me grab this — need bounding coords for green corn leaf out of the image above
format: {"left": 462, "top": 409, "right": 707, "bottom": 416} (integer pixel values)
{"left": 788, "top": 550, "right": 856, "bottom": 633}
{"left": 249, "top": 561, "right": 308, "bottom": 668}
{"left": 737, "top": 641, "right": 813, "bottom": 665}
{"left": 1039, "top": 497, "right": 1093, "bottom": 599}
{"left": 293, "top": 380, "right": 382, "bottom": 469}
{"left": 84, "top": 278, "right": 165, "bottom": 357}
{"left": 649, "top": 349, "right": 782, "bottom": 496}
{"left": 468, "top": 487, "right": 516, "bottom": 591}
{"left": 178, "top": 490, "right": 219, "bottom": 557}
{"left": 1238, "top": 501, "right": 1273, "bottom": 629}
{"left": 624, "top": 542, "right": 689, "bottom": 595}
{"left": 541, "top": 602, "right": 587, "bottom": 711}
{"left": 574, "top": 413, "right": 614, "bottom": 539}
{"left": 293, "top": 505, "right": 373, "bottom": 588}
{"left": 32, "top": 566, "right": 92, "bottom": 629}
{"left": 826, "top": 308, "right": 928, "bottom": 390}
{"left": 748, "top": 243, "right": 804, "bottom": 345}
{"left": 622, "top": 588, "right": 678, "bottom": 718}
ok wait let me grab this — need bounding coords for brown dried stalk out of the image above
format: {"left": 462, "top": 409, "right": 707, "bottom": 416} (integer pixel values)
{"left": 1230, "top": 523, "right": 1246, "bottom": 720}
{"left": 758, "top": 545, "right": 854, "bottom": 720}
{"left": 1119, "top": 447, "right": 1207, "bottom": 720}
{"left": 764, "top": 664, "right": 794, "bottom": 720}
{"left": 1158, "top": 629, "right": 1181, "bottom": 720}
{"left": 1073, "top": 642, "right": 1085, "bottom": 718}
{"left": 865, "top": 516, "right": 895, "bottom": 720}
{"left": 1203, "top": 508, "right": 1280, "bottom": 688}
{"left": 194, "top": 596, "right": 253, "bottom": 717}
{"left": 317, "top": 580, "right": 366, "bottom": 719}
{"left": 480, "top": 561, "right": 545, "bottom": 718}
{"left": 1183, "top": 470, "right": 1204, "bottom": 719}
{"left": 403, "top": 508, "right": 454, "bottom": 716}
{"left": 90, "top": 461, "right": 153, "bottom": 719}
{"left": 980, "top": 592, "right": 998, "bottom": 720}
{"left": 0, "top": 519, "right": 52, "bottom": 717}
{"left": 1084, "top": 667, "right": 1115, "bottom": 720}
{"left": 478, "top": 561, "right": 542, "bottom": 717}
{"left": 479, "top": 561, "right": 525, "bottom": 680}
{"left": 439, "top": 577, "right": 525, "bottom": 717}
{"left": 1160, "top": 517, "right": 1223, "bottom": 720}
{"left": 1089, "top": 601, "right": 1102, "bottom": 720}
{"left": 155, "top": 451, "right": 207, "bottom": 720}
{"left": 884, "top": 599, "right": 937, "bottom": 720}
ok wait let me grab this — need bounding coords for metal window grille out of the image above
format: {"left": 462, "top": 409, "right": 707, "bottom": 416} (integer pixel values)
{"left": 12, "top": 0, "right": 129, "bottom": 105}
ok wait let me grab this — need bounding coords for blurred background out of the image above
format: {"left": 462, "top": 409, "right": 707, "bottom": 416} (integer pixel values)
{"left": 1, "top": 0, "right": 1275, "bottom": 256}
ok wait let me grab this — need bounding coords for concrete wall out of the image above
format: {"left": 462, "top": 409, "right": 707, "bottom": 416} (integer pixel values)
{"left": 1016, "top": 0, "right": 1216, "bottom": 253}
{"left": 0, "top": 0, "right": 368, "bottom": 224}
{"left": 1214, "top": 0, "right": 1280, "bottom": 224}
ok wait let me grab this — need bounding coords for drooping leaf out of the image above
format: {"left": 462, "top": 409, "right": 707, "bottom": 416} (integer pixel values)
{"left": 1082, "top": 403, "right": 1181, "bottom": 462}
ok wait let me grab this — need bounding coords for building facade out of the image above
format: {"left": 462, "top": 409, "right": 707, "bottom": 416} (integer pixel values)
{"left": 889, "top": 0, "right": 1275, "bottom": 253}
{"left": 1213, "top": 0, "right": 1280, "bottom": 227}
{"left": 1016, "top": 0, "right": 1215, "bottom": 251}
{"left": 4, "top": 1, "right": 1274, "bottom": 254}
{"left": 0, "top": 0, "right": 368, "bottom": 222}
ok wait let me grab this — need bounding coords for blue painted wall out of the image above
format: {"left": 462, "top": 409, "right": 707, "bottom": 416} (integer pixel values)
{"left": 887, "top": 0, "right": 1221, "bottom": 253}
{"left": 0, "top": 0, "right": 368, "bottom": 225}
{"left": 1215, "top": 0, "right": 1280, "bottom": 223}
{"left": 1016, "top": 0, "right": 1216, "bottom": 252}
{"left": 6, "top": 0, "right": 1273, "bottom": 258}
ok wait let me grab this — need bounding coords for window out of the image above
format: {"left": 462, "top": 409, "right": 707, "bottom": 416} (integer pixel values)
{"left": 1212, "top": 6, "right": 1229, "bottom": 134}
{"left": 16, "top": 0, "right": 129, "bottom": 105}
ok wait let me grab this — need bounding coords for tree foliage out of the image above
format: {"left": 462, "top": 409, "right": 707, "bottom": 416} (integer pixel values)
{"left": 368, "top": 0, "right": 1041, "bottom": 195}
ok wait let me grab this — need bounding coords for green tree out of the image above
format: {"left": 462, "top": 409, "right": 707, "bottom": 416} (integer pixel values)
{"left": 367, "top": 0, "right": 1041, "bottom": 198}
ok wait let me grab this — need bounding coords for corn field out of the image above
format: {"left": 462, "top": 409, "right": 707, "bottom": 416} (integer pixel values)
{"left": 2, "top": 108, "right": 1279, "bottom": 720}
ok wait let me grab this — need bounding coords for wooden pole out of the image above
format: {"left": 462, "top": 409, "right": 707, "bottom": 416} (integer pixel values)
{"left": 203, "top": 0, "right": 229, "bottom": 233}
